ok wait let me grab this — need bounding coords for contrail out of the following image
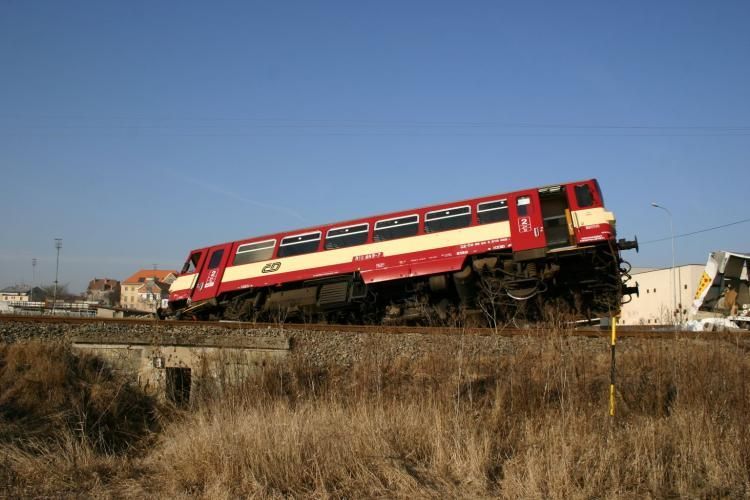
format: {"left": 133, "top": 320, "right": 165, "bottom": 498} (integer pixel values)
{"left": 176, "top": 173, "right": 307, "bottom": 223}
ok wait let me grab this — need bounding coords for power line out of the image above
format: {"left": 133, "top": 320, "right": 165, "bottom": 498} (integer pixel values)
{"left": 2, "top": 114, "right": 750, "bottom": 137}
{"left": 1, "top": 130, "right": 749, "bottom": 138}
{"left": 641, "top": 217, "right": 750, "bottom": 244}
{"left": 0, "top": 114, "right": 749, "bottom": 130}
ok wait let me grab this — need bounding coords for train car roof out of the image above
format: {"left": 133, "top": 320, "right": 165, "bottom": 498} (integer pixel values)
{"left": 183, "top": 178, "right": 599, "bottom": 255}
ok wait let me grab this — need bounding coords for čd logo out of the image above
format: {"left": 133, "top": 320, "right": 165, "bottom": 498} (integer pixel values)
{"left": 262, "top": 262, "right": 282, "bottom": 273}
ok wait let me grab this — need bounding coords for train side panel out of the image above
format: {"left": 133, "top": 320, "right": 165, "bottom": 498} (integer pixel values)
{"left": 218, "top": 221, "right": 511, "bottom": 292}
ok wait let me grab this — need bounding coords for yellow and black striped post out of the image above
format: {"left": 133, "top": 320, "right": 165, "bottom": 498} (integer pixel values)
{"left": 609, "top": 315, "right": 617, "bottom": 417}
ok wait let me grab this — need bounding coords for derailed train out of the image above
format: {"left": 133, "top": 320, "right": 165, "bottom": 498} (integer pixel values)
{"left": 166, "top": 178, "right": 638, "bottom": 323}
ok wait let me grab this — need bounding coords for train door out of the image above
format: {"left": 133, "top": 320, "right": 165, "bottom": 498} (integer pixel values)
{"left": 169, "top": 249, "right": 208, "bottom": 302}
{"left": 538, "top": 185, "right": 573, "bottom": 249}
{"left": 190, "top": 243, "right": 232, "bottom": 302}
{"left": 509, "top": 191, "right": 546, "bottom": 257}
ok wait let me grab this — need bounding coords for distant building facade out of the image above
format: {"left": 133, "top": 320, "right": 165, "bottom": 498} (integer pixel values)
{"left": 86, "top": 278, "right": 121, "bottom": 306}
{"left": 619, "top": 264, "right": 704, "bottom": 325}
{"left": 121, "top": 269, "right": 177, "bottom": 312}
{"left": 0, "top": 285, "right": 47, "bottom": 303}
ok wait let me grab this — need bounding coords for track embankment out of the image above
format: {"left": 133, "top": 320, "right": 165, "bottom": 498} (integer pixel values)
{"left": 2, "top": 315, "right": 748, "bottom": 368}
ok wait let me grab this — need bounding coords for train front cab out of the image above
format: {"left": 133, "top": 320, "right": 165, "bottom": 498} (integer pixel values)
{"left": 506, "top": 180, "right": 638, "bottom": 312}
{"left": 508, "top": 180, "right": 614, "bottom": 262}
{"left": 168, "top": 244, "right": 231, "bottom": 314}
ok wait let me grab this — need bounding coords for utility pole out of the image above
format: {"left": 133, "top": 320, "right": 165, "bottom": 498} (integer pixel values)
{"left": 651, "top": 203, "right": 680, "bottom": 324}
{"left": 32, "top": 258, "right": 37, "bottom": 285}
{"left": 52, "top": 239, "right": 62, "bottom": 314}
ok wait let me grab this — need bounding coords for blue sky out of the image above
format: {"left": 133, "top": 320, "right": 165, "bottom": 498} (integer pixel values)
{"left": 1, "top": 1, "right": 748, "bottom": 293}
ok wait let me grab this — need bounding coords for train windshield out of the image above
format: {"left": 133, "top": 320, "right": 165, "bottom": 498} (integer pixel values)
{"left": 181, "top": 252, "right": 201, "bottom": 274}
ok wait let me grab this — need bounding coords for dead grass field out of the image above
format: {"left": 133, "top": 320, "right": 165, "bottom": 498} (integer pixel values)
{"left": 2, "top": 330, "right": 749, "bottom": 498}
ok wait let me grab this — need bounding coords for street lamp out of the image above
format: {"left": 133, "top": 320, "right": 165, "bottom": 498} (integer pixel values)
{"left": 651, "top": 203, "right": 681, "bottom": 324}
{"left": 52, "top": 238, "right": 62, "bottom": 314}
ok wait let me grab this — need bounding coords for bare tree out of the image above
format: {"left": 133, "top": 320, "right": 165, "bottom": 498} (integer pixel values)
{"left": 477, "top": 274, "right": 505, "bottom": 331}
{"left": 39, "top": 283, "right": 78, "bottom": 302}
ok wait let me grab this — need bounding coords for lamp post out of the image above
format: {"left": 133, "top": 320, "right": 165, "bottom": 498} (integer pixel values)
{"left": 52, "top": 238, "right": 62, "bottom": 314}
{"left": 651, "top": 203, "right": 680, "bottom": 324}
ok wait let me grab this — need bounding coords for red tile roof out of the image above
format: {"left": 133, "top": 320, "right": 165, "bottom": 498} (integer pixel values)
{"left": 123, "top": 269, "right": 177, "bottom": 284}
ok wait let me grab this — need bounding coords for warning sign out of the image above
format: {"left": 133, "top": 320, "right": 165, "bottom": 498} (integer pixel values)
{"left": 694, "top": 272, "right": 712, "bottom": 300}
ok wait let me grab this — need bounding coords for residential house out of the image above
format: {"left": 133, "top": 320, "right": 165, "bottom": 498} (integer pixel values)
{"left": 121, "top": 269, "right": 177, "bottom": 312}
{"left": 86, "top": 278, "right": 121, "bottom": 306}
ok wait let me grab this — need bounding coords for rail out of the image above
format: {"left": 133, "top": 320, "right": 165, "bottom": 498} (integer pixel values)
{"left": 1, "top": 314, "right": 748, "bottom": 339}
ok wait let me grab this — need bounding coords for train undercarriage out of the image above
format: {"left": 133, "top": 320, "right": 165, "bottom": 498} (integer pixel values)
{"left": 169, "top": 240, "right": 638, "bottom": 326}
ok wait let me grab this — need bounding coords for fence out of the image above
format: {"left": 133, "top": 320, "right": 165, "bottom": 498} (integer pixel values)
{"left": 0, "top": 301, "right": 97, "bottom": 318}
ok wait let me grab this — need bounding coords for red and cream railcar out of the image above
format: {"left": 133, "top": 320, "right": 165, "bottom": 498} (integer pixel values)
{"left": 167, "top": 179, "right": 637, "bottom": 322}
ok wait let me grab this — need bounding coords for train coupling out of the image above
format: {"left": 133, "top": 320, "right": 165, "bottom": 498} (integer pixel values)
{"left": 617, "top": 236, "right": 639, "bottom": 253}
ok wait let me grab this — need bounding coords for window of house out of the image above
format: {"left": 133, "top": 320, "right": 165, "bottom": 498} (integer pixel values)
{"left": 425, "top": 206, "right": 471, "bottom": 233}
{"left": 325, "top": 223, "right": 369, "bottom": 250}
{"left": 208, "top": 249, "right": 224, "bottom": 269}
{"left": 574, "top": 184, "right": 594, "bottom": 207}
{"left": 278, "top": 232, "right": 321, "bottom": 257}
{"left": 233, "top": 240, "right": 276, "bottom": 266}
{"left": 477, "top": 199, "right": 509, "bottom": 224}
{"left": 374, "top": 215, "right": 419, "bottom": 241}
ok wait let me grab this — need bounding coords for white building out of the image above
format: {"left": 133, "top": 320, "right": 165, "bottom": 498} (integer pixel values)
{"left": 0, "top": 285, "right": 47, "bottom": 303}
{"left": 619, "top": 264, "right": 705, "bottom": 326}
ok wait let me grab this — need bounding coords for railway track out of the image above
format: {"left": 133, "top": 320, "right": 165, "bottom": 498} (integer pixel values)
{"left": 2, "top": 314, "right": 748, "bottom": 340}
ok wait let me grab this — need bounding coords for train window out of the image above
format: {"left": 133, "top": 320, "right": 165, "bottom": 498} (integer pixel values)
{"left": 207, "top": 249, "right": 224, "bottom": 269}
{"left": 517, "top": 196, "right": 530, "bottom": 216}
{"left": 374, "top": 215, "right": 419, "bottom": 241}
{"left": 575, "top": 184, "right": 594, "bottom": 207}
{"left": 425, "top": 206, "right": 471, "bottom": 233}
{"left": 278, "top": 231, "right": 321, "bottom": 257}
{"left": 477, "top": 199, "right": 508, "bottom": 224}
{"left": 233, "top": 240, "right": 276, "bottom": 266}
{"left": 181, "top": 252, "right": 202, "bottom": 274}
{"left": 325, "top": 223, "right": 369, "bottom": 250}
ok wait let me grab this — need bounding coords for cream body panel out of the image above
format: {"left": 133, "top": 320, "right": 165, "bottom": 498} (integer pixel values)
{"left": 169, "top": 273, "right": 198, "bottom": 293}
{"left": 222, "top": 221, "right": 510, "bottom": 284}
{"left": 571, "top": 207, "right": 616, "bottom": 228}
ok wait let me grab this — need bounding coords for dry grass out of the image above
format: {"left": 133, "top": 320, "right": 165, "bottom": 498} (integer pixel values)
{"left": 2, "top": 331, "right": 749, "bottom": 498}
{"left": 0, "top": 341, "right": 160, "bottom": 497}
{"left": 0, "top": 341, "right": 159, "bottom": 452}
